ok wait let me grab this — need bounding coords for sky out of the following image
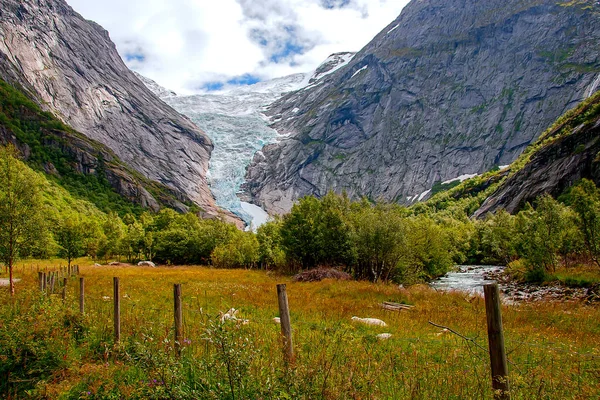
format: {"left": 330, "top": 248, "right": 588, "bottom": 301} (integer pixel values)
{"left": 67, "top": 0, "right": 409, "bottom": 95}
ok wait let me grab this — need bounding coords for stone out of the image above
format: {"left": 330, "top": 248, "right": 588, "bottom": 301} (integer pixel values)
{"left": 137, "top": 261, "right": 156, "bottom": 267}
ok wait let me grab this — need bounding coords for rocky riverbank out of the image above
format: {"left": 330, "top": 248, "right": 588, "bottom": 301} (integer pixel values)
{"left": 483, "top": 269, "right": 600, "bottom": 303}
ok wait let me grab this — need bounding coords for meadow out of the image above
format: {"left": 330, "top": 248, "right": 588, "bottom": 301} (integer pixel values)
{"left": 1, "top": 261, "right": 599, "bottom": 399}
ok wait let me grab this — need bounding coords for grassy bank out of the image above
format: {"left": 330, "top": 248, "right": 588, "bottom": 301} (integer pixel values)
{"left": 1, "top": 262, "right": 599, "bottom": 399}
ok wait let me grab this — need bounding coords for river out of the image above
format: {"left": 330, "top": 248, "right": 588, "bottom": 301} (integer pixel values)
{"left": 430, "top": 265, "right": 503, "bottom": 295}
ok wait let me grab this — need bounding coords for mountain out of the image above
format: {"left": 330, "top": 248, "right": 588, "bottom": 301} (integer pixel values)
{"left": 139, "top": 53, "right": 354, "bottom": 226}
{"left": 0, "top": 0, "right": 230, "bottom": 221}
{"left": 133, "top": 72, "right": 177, "bottom": 98}
{"left": 243, "top": 0, "right": 600, "bottom": 215}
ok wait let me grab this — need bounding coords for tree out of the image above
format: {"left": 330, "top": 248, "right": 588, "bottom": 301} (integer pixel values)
{"left": 256, "top": 218, "right": 286, "bottom": 270}
{"left": 479, "top": 210, "right": 517, "bottom": 265}
{"left": 571, "top": 179, "right": 600, "bottom": 268}
{"left": 56, "top": 214, "right": 86, "bottom": 269}
{"left": 349, "top": 203, "right": 406, "bottom": 282}
{"left": 280, "top": 196, "right": 322, "bottom": 270}
{"left": 0, "top": 146, "right": 46, "bottom": 295}
{"left": 98, "top": 212, "right": 125, "bottom": 262}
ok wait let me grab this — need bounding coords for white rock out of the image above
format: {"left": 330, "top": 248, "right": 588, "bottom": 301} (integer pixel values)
{"left": 138, "top": 261, "right": 156, "bottom": 267}
{"left": 351, "top": 316, "right": 387, "bottom": 327}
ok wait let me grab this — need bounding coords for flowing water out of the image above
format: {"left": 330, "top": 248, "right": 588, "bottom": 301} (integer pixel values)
{"left": 430, "top": 265, "right": 503, "bottom": 295}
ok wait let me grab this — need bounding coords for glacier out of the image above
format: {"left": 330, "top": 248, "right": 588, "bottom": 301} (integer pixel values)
{"left": 139, "top": 53, "right": 355, "bottom": 228}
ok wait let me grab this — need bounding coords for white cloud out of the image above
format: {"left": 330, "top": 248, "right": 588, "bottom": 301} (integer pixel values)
{"left": 67, "top": 0, "right": 409, "bottom": 94}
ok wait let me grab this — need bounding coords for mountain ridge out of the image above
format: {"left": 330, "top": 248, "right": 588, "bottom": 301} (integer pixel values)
{"left": 0, "top": 0, "right": 241, "bottom": 223}
{"left": 243, "top": 0, "right": 600, "bottom": 215}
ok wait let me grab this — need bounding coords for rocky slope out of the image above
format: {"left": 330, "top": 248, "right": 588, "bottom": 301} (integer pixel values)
{"left": 0, "top": 76, "right": 192, "bottom": 213}
{"left": 0, "top": 0, "right": 226, "bottom": 219}
{"left": 244, "top": 0, "right": 600, "bottom": 214}
{"left": 474, "top": 92, "right": 600, "bottom": 217}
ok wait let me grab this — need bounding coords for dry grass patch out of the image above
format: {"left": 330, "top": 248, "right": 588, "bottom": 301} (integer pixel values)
{"left": 1, "top": 261, "right": 599, "bottom": 399}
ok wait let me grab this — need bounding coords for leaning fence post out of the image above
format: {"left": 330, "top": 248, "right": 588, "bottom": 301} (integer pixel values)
{"left": 277, "top": 284, "right": 294, "bottom": 365}
{"left": 484, "top": 283, "right": 510, "bottom": 400}
{"left": 113, "top": 277, "right": 121, "bottom": 343}
{"left": 174, "top": 284, "right": 183, "bottom": 357}
{"left": 62, "top": 278, "right": 67, "bottom": 302}
{"left": 42, "top": 272, "right": 47, "bottom": 293}
{"left": 38, "top": 272, "right": 44, "bottom": 292}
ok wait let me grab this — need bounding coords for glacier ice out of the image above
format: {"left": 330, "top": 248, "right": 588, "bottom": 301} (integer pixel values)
{"left": 138, "top": 53, "right": 355, "bottom": 228}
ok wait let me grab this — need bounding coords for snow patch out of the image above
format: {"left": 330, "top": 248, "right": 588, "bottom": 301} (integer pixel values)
{"left": 351, "top": 66, "right": 368, "bottom": 79}
{"left": 442, "top": 173, "right": 478, "bottom": 185}
{"left": 310, "top": 53, "right": 355, "bottom": 82}
{"left": 418, "top": 189, "right": 432, "bottom": 202}
{"left": 498, "top": 165, "right": 510, "bottom": 170}
{"left": 387, "top": 24, "right": 399, "bottom": 35}
{"left": 241, "top": 202, "right": 270, "bottom": 232}
{"left": 292, "top": 108, "right": 300, "bottom": 113}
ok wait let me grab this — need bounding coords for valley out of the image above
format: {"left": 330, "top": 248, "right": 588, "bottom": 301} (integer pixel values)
{"left": 1, "top": 0, "right": 600, "bottom": 398}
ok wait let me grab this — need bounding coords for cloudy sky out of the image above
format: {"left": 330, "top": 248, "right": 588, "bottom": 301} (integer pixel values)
{"left": 67, "top": 0, "right": 409, "bottom": 94}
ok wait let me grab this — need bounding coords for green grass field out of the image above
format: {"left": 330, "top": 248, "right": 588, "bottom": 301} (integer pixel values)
{"left": 1, "top": 261, "right": 599, "bottom": 399}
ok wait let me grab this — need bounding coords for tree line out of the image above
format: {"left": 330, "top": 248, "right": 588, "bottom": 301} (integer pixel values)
{"left": 3, "top": 144, "right": 600, "bottom": 296}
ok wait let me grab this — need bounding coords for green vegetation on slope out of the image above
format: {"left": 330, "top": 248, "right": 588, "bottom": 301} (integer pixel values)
{"left": 0, "top": 79, "right": 148, "bottom": 216}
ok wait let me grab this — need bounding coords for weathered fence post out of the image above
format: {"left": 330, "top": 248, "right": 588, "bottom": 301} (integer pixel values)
{"left": 79, "top": 277, "right": 85, "bottom": 314}
{"left": 484, "top": 283, "right": 510, "bottom": 400}
{"left": 277, "top": 284, "right": 294, "bottom": 365}
{"left": 50, "top": 272, "right": 56, "bottom": 294}
{"left": 62, "top": 278, "right": 68, "bottom": 302}
{"left": 38, "top": 272, "right": 44, "bottom": 292}
{"left": 42, "top": 272, "right": 47, "bottom": 292}
{"left": 174, "top": 284, "right": 183, "bottom": 357}
{"left": 113, "top": 277, "right": 121, "bottom": 343}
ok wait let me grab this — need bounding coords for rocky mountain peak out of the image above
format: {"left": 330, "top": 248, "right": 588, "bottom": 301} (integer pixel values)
{"left": 243, "top": 0, "right": 600, "bottom": 215}
{"left": 0, "top": 0, "right": 236, "bottom": 222}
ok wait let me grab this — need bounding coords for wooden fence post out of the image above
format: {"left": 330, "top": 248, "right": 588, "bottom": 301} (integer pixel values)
{"left": 113, "top": 277, "right": 121, "bottom": 343}
{"left": 174, "top": 284, "right": 183, "bottom": 357}
{"left": 62, "top": 278, "right": 67, "bottom": 302}
{"left": 42, "top": 272, "right": 47, "bottom": 292}
{"left": 484, "top": 283, "right": 510, "bottom": 400}
{"left": 38, "top": 272, "right": 44, "bottom": 292}
{"left": 277, "top": 284, "right": 294, "bottom": 365}
{"left": 50, "top": 272, "right": 56, "bottom": 294}
{"left": 79, "top": 277, "right": 85, "bottom": 314}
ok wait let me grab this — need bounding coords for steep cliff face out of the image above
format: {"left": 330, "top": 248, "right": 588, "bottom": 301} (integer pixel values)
{"left": 474, "top": 92, "right": 600, "bottom": 217}
{"left": 244, "top": 0, "right": 600, "bottom": 214}
{"left": 0, "top": 76, "right": 194, "bottom": 214}
{"left": 0, "top": 0, "right": 222, "bottom": 218}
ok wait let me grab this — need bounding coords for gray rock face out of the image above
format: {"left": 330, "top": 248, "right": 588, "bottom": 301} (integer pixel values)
{"left": 0, "top": 0, "right": 220, "bottom": 216}
{"left": 244, "top": 0, "right": 600, "bottom": 214}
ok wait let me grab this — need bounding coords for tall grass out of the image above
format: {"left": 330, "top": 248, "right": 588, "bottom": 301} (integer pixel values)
{"left": 1, "top": 261, "right": 599, "bottom": 399}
